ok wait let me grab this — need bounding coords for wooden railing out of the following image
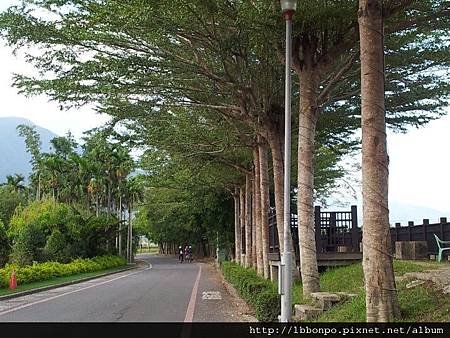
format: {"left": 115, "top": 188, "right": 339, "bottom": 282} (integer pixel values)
{"left": 268, "top": 207, "right": 450, "bottom": 255}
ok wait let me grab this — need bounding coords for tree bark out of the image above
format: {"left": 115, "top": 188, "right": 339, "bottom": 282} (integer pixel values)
{"left": 107, "top": 180, "right": 112, "bottom": 215}
{"left": 259, "top": 139, "right": 270, "bottom": 279}
{"left": 245, "top": 174, "right": 252, "bottom": 268}
{"left": 297, "top": 68, "right": 321, "bottom": 296}
{"left": 239, "top": 186, "right": 246, "bottom": 266}
{"left": 359, "top": 0, "right": 400, "bottom": 322}
{"left": 234, "top": 188, "right": 242, "bottom": 265}
{"left": 118, "top": 195, "right": 122, "bottom": 257}
{"left": 252, "top": 164, "right": 257, "bottom": 268}
{"left": 267, "top": 130, "right": 284, "bottom": 254}
{"left": 253, "top": 145, "right": 263, "bottom": 275}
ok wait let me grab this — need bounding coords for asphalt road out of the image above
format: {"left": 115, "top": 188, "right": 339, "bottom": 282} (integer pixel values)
{"left": 0, "top": 254, "right": 245, "bottom": 322}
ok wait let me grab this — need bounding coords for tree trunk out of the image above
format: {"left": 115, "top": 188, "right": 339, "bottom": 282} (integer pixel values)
{"left": 259, "top": 140, "right": 270, "bottom": 279}
{"left": 96, "top": 193, "right": 99, "bottom": 216}
{"left": 118, "top": 195, "right": 122, "bottom": 257}
{"left": 245, "top": 174, "right": 252, "bottom": 268}
{"left": 37, "top": 172, "right": 41, "bottom": 200}
{"left": 129, "top": 202, "right": 133, "bottom": 263}
{"left": 234, "top": 188, "right": 242, "bottom": 265}
{"left": 251, "top": 165, "right": 257, "bottom": 268}
{"left": 359, "top": 0, "right": 400, "bottom": 322}
{"left": 107, "top": 180, "right": 112, "bottom": 215}
{"left": 127, "top": 202, "right": 131, "bottom": 262}
{"left": 239, "top": 186, "right": 246, "bottom": 266}
{"left": 297, "top": 68, "right": 321, "bottom": 297}
{"left": 267, "top": 130, "right": 284, "bottom": 254}
{"left": 253, "top": 145, "right": 263, "bottom": 276}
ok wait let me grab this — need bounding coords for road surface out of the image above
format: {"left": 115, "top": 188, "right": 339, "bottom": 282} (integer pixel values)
{"left": 0, "top": 254, "right": 246, "bottom": 322}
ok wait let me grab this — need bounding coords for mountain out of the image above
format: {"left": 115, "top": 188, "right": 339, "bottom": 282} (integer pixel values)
{"left": 0, "top": 117, "right": 57, "bottom": 183}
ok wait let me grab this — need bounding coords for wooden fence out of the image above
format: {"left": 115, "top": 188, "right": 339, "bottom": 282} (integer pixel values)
{"left": 268, "top": 206, "right": 450, "bottom": 255}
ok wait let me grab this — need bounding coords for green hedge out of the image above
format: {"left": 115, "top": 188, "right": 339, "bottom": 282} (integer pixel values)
{"left": 221, "top": 261, "right": 280, "bottom": 321}
{"left": 0, "top": 255, "right": 126, "bottom": 288}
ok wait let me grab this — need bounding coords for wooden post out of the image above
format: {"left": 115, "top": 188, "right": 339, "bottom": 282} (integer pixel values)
{"left": 330, "top": 212, "right": 337, "bottom": 250}
{"left": 422, "top": 219, "right": 429, "bottom": 243}
{"left": 408, "top": 221, "right": 414, "bottom": 241}
{"left": 314, "top": 206, "right": 322, "bottom": 253}
{"left": 351, "top": 205, "right": 358, "bottom": 252}
{"left": 440, "top": 217, "right": 447, "bottom": 240}
{"left": 395, "top": 223, "right": 401, "bottom": 243}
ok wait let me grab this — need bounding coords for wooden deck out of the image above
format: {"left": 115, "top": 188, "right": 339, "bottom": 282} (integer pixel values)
{"left": 268, "top": 252, "right": 362, "bottom": 267}
{"left": 316, "top": 253, "right": 362, "bottom": 267}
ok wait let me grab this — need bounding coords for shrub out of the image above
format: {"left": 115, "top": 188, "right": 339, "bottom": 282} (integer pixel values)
{"left": 0, "top": 187, "right": 24, "bottom": 226}
{"left": 0, "top": 220, "right": 9, "bottom": 267}
{"left": 43, "top": 229, "right": 69, "bottom": 262}
{"left": 255, "top": 288, "right": 281, "bottom": 322}
{"left": 221, "top": 262, "right": 280, "bottom": 321}
{"left": 10, "top": 222, "right": 46, "bottom": 265}
{"left": 0, "top": 255, "right": 126, "bottom": 288}
{"left": 7, "top": 199, "right": 121, "bottom": 264}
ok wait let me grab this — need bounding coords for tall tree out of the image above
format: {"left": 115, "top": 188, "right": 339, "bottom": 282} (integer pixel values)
{"left": 359, "top": 0, "right": 400, "bottom": 322}
{"left": 16, "top": 124, "right": 42, "bottom": 200}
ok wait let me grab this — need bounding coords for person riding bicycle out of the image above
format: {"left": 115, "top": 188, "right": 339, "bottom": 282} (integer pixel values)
{"left": 185, "top": 245, "right": 193, "bottom": 262}
{"left": 178, "top": 245, "right": 184, "bottom": 263}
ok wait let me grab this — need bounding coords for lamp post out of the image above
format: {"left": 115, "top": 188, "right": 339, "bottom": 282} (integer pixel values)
{"left": 280, "top": 0, "right": 297, "bottom": 323}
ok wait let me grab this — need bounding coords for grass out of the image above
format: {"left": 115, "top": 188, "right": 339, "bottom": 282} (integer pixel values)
{"left": 293, "top": 260, "right": 450, "bottom": 322}
{"left": 0, "top": 265, "right": 129, "bottom": 297}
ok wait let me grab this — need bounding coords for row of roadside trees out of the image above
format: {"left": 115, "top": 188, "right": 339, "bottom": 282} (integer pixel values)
{"left": 0, "top": 0, "right": 448, "bottom": 321}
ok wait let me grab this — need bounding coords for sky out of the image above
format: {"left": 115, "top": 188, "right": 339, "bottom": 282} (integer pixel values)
{"left": 0, "top": 0, "right": 449, "bottom": 221}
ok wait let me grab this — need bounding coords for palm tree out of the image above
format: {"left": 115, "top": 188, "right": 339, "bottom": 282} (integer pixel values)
{"left": 3, "top": 174, "right": 26, "bottom": 193}
{"left": 124, "top": 176, "right": 144, "bottom": 263}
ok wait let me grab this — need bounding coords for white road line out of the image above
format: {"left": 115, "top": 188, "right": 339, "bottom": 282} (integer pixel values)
{"left": 0, "top": 264, "right": 152, "bottom": 317}
{"left": 184, "top": 265, "right": 202, "bottom": 322}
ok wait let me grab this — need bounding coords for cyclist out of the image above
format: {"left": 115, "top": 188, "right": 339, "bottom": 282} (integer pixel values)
{"left": 188, "top": 245, "right": 193, "bottom": 262}
{"left": 183, "top": 245, "right": 188, "bottom": 262}
{"left": 185, "top": 245, "right": 193, "bottom": 263}
{"left": 178, "top": 245, "right": 184, "bottom": 263}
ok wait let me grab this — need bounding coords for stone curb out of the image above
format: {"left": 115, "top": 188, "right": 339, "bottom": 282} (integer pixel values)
{"left": 0, "top": 263, "right": 141, "bottom": 301}
{"left": 214, "top": 261, "right": 258, "bottom": 322}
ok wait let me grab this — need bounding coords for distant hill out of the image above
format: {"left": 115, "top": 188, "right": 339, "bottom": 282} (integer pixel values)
{"left": 0, "top": 117, "right": 57, "bottom": 183}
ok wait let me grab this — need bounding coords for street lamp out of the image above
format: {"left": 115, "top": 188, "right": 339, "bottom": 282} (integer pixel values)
{"left": 280, "top": 0, "right": 297, "bottom": 323}
{"left": 281, "top": 0, "right": 297, "bottom": 16}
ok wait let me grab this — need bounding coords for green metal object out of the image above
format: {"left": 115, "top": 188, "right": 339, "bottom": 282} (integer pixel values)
{"left": 434, "top": 234, "right": 450, "bottom": 262}
{"left": 217, "top": 249, "right": 227, "bottom": 262}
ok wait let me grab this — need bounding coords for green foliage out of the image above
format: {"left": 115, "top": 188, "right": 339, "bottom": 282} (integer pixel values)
{"left": 221, "top": 262, "right": 280, "bottom": 321}
{"left": 0, "top": 255, "right": 126, "bottom": 288}
{"left": 43, "top": 229, "right": 68, "bottom": 262}
{"left": 7, "top": 199, "right": 122, "bottom": 265}
{"left": 0, "top": 186, "right": 25, "bottom": 226}
{"left": 8, "top": 199, "right": 71, "bottom": 239}
{"left": 290, "top": 260, "right": 444, "bottom": 322}
{"left": 316, "top": 282, "right": 450, "bottom": 322}
{"left": 0, "top": 221, "right": 10, "bottom": 267}
{"left": 8, "top": 199, "right": 71, "bottom": 265}
{"left": 10, "top": 222, "right": 46, "bottom": 266}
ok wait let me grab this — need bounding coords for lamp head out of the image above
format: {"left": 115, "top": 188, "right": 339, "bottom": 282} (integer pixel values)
{"left": 280, "top": 0, "right": 297, "bottom": 20}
